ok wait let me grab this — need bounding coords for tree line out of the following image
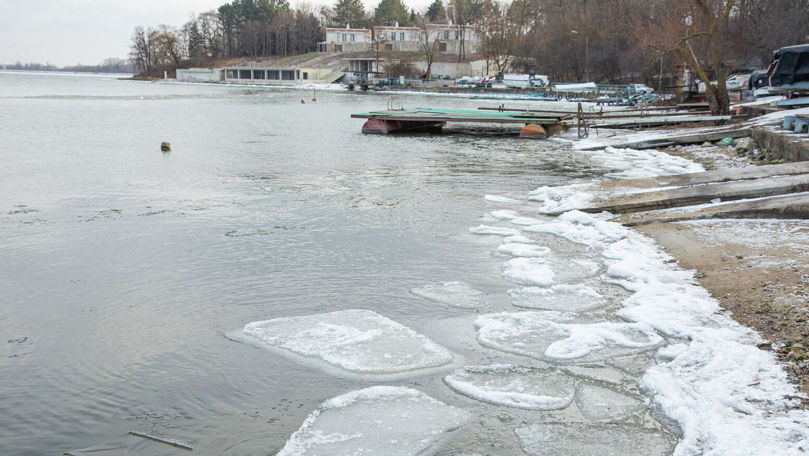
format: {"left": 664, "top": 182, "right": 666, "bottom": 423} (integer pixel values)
{"left": 130, "top": 0, "right": 809, "bottom": 114}
{"left": 2, "top": 58, "right": 133, "bottom": 74}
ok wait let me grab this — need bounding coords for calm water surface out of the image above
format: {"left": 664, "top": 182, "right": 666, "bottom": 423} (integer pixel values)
{"left": 1, "top": 73, "right": 613, "bottom": 455}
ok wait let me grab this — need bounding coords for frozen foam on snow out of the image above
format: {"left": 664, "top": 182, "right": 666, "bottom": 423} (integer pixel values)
{"left": 475, "top": 313, "right": 663, "bottom": 362}
{"left": 574, "top": 382, "right": 645, "bottom": 421}
{"left": 508, "top": 285, "right": 605, "bottom": 312}
{"left": 469, "top": 224, "right": 521, "bottom": 236}
{"left": 590, "top": 146, "right": 705, "bottom": 180}
{"left": 242, "top": 309, "right": 452, "bottom": 375}
{"left": 444, "top": 365, "right": 574, "bottom": 410}
{"left": 515, "top": 422, "right": 676, "bottom": 456}
{"left": 496, "top": 243, "right": 551, "bottom": 258}
{"left": 484, "top": 194, "right": 520, "bottom": 204}
{"left": 528, "top": 183, "right": 594, "bottom": 214}
{"left": 277, "top": 386, "right": 470, "bottom": 456}
{"left": 523, "top": 210, "right": 627, "bottom": 247}
{"left": 501, "top": 257, "right": 555, "bottom": 287}
{"left": 411, "top": 281, "right": 486, "bottom": 309}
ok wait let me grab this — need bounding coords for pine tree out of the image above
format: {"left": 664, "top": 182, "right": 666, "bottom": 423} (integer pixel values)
{"left": 332, "top": 0, "right": 365, "bottom": 27}
{"left": 425, "top": 0, "right": 446, "bottom": 23}
{"left": 374, "top": 0, "right": 410, "bottom": 26}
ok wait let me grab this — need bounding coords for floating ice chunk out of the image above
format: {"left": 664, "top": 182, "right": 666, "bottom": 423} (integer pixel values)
{"left": 490, "top": 209, "right": 520, "bottom": 220}
{"left": 527, "top": 183, "right": 594, "bottom": 214}
{"left": 497, "top": 243, "right": 551, "bottom": 258}
{"left": 484, "top": 194, "right": 520, "bottom": 204}
{"left": 575, "top": 383, "right": 645, "bottom": 420}
{"left": 411, "top": 281, "right": 486, "bottom": 309}
{"left": 469, "top": 224, "right": 521, "bottom": 236}
{"left": 242, "top": 309, "right": 452, "bottom": 375}
{"left": 444, "top": 365, "right": 574, "bottom": 410}
{"left": 475, "top": 313, "right": 664, "bottom": 363}
{"left": 503, "top": 234, "right": 533, "bottom": 244}
{"left": 515, "top": 422, "right": 676, "bottom": 456}
{"left": 501, "top": 258, "right": 555, "bottom": 287}
{"left": 278, "top": 386, "right": 470, "bottom": 456}
{"left": 508, "top": 285, "right": 605, "bottom": 312}
{"left": 556, "top": 259, "right": 600, "bottom": 282}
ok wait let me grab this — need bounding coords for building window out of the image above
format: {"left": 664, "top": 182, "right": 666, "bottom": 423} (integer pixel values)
{"left": 399, "top": 32, "right": 405, "bottom": 41}
{"left": 385, "top": 43, "right": 392, "bottom": 51}
{"left": 350, "top": 34, "right": 355, "bottom": 42}
{"left": 454, "top": 31, "right": 459, "bottom": 40}
{"left": 342, "top": 33, "right": 347, "bottom": 41}
{"left": 253, "top": 70, "right": 266, "bottom": 79}
{"left": 281, "top": 70, "right": 296, "bottom": 80}
{"left": 239, "top": 69, "right": 251, "bottom": 79}
{"left": 439, "top": 42, "right": 447, "bottom": 52}
{"left": 443, "top": 31, "right": 449, "bottom": 39}
{"left": 303, "top": 72, "right": 308, "bottom": 80}
{"left": 268, "top": 70, "right": 279, "bottom": 80}
{"left": 336, "top": 44, "right": 343, "bottom": 52}
{"left": 226, "top": 70, "right": 237, "bottom": 79}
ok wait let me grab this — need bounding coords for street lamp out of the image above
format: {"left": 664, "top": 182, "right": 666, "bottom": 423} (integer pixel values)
{"left": 571, "top": 30, "right": 589, "bottom": 82}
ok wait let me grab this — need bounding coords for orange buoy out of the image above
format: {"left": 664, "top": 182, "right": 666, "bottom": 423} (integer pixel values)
{"left": 519, "top": 123, "right": 546, "bottom": 139}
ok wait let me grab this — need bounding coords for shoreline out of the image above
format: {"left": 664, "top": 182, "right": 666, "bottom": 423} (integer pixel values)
{"left": 635, "top": 145, "right": 809, "bottom": 397}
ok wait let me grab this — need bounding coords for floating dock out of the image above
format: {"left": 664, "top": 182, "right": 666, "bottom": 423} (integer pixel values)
{"left": 351, "top": 107, "right": 565, "bottom": 138}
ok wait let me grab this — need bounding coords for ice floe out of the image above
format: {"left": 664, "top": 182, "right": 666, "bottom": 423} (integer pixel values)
{"left": 241, "top": 309, "right": 452, "bottom": 375}
{"left": 484, "top": 194, "right": 520, "bottom": 204}
{"left": 503, "top": 234, "right": 533, "bottom": 244}
{"left": 501, "top": 257, "right": 598, "bottom": 287}
{"left": 496, "top": 243, "right": 551, "bottom": 258}
{"left": 508, "top": 285, "right": 606, "bottom": 312}
{"left": 475, "top": 312, "right": 664, "bottom": 362}
{"left": 411, "top": 281, "right": 486, "bottom": 309}
{"left": 468, "top": 224, "right": 521, "bottom": 236}
{"left": 515, "top": 422, "right": 676, "bottom": 456}
{"left": 501, "top": 257, "right": 555, "bottom": 287}
{"left": 574, "top": 382, "right": 645, "bottom": 420}
{"left": 277, "top": 386, "right": 470, "bottom": 456}
{"left": 444, "top": 365, "right": 574, "bottom": 410}
{"left": 489, "top": 209, "right": 520, "bottom": 220}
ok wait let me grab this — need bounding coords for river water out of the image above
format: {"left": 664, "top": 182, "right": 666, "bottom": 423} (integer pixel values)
{"left": 1, "top": 72, "right": 675, "bottom": 455}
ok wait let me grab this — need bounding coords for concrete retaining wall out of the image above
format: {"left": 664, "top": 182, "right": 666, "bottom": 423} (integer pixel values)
{"left": 751, "top": 128, "right": 809, "bottom": 162}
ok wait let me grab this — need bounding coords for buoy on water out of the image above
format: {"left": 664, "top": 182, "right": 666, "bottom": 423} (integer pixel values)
{"left": 161, "top": 142, "right": 171, "bottom": 152}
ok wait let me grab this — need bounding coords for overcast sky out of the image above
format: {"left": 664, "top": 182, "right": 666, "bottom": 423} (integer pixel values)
{"left": 0, "top": 0, "right": 431, "bottom": 67}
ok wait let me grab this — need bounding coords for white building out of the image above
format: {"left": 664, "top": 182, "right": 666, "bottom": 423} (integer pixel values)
{"left": 319, "top": 27, "right": 372, "bottom": 53}
{"left": 425, "top": 24, "right": 480, "bottom": 55}
{"left": 373, "top": 25, "right": 422, "bottom": 53}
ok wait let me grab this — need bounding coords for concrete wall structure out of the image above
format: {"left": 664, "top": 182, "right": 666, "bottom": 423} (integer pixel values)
{"left": 176, "top": 68, "right": 223, "bottom": 82}
{"left": 222, "top": 67, "right": 340, "bottom": 85}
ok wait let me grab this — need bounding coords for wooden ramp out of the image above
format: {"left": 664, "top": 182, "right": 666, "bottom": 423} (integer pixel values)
{"left": 351, "top": 107, "right": 564, "bottom": 138}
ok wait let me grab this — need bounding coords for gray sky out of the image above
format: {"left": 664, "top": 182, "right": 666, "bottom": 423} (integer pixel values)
{"left": 0, "top": 0, "right": 431, "bottom": 67}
